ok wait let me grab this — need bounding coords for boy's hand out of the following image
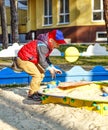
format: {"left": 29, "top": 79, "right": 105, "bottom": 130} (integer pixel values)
{"left": 54, "top": 68, "right": 62, "bottom": 74}
{"left": 48, "top": 68, "right": 56, "bottom": 79}
{"left": 47, "top": 65, "right": 62, "bottom": 79}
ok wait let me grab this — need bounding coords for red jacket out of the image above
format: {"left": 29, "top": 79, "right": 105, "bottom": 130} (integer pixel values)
{"left": 18, "top": 40, "right": 51, "bottom": 64}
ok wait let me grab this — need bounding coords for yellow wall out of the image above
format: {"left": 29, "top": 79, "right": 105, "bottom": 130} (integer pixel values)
{"left": 26, "top": 0, "right": 105, "bottom": 32}
{"left": 0, "top": 0, "right": 105, "bottom": 35}
{"left": 72, "top": 0, "right": 104, "bottom": 26}
{"left": 18, "top": 9, "right": 27, "bottom": 25}
{"left": 27, "top": 0, "right": 36, "bottom": 32}
{"left": 18, "top": 25, "right": 26, "bottom": 33}
{"left": 6, "top": 7, "right": 11, "bottom": 25}
{"left": 0, "top": 27, "right": 1, "bottom": 34}
{"left": 0, "top": 6, "right": 27, "bottom": 34}
{"left": 5, "top": 7, "right": 27, "bottom": 25}
{"left": 0, "top": 26, "right": 11, "bottom": 34}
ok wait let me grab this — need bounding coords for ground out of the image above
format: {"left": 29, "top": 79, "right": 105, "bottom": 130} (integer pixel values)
{"left": 0, "top": 86, "right": 108, "bottom": 130}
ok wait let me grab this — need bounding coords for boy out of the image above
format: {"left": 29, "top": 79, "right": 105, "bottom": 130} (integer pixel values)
{"left": 16, "top": 30, "right": 67, "bottom": 101}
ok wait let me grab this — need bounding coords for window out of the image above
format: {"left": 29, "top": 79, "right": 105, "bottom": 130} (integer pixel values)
{"left": 43, "top": 0, "right": 52, "bottom": 25}
{"left": 96, "top": 32, "right": 107, "bottom": 41}
{"left": 58, "top": 0, "right": 69, "bottom": 24}
{"left": 92, "top": 0, "right": 104, "bottom": 22}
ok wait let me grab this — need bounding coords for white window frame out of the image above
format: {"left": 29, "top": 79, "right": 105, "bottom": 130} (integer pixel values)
{"left": 43, "top": 0, "right": 52, "bottom": 26}
{"left": 96, "top": 32, "right": 107, "bottom": 41}
{"left": 92, "top": 0, "right": 104, "bottom": 22}
{"left": 58, "top": 0, "right": 69, "bottom": 24}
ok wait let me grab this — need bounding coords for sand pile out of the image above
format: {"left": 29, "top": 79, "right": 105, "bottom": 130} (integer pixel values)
{"left": 0, "top": 86, "right": 108, "bottom": 130}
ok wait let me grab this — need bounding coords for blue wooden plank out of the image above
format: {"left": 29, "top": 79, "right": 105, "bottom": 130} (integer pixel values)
{"left": 0, "top": 67, "right": 31, "bottom": 85}
{"left": 0, "top": 65, "right": 108, "bottom": 85}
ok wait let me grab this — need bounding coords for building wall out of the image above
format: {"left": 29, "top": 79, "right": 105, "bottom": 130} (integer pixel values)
{"left": 27, "top": 0, "right": 36, "bottom": 32}
{"left": 26, "top": 0, "right": 106, "bottom": 43}
{"left": 0, "top": 0, "right": 106, "bottom": 43}
{"left": 29, "top": 0, "right": 105, "bottom": 28}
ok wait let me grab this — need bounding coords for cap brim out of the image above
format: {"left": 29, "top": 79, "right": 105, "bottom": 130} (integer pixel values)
{"left": 56, "top": 39, "right": 67, "bottom": 45}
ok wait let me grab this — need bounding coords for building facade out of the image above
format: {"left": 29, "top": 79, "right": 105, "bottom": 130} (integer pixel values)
{"left": 0, "top": 0, "right": 106, "bottom": 43}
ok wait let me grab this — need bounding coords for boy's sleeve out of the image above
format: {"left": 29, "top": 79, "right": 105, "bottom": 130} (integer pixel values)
{"left": 37, "top": 44, "right": 52, "bottom": 69}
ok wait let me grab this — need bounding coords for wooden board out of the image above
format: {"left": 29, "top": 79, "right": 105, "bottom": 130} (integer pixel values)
{"left": 58, "top": 81, "right": 92, "bottom": 90}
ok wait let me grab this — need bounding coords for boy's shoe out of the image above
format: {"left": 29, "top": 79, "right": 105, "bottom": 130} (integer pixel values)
{"left": 28, "top": 93, "right": 42, "bottom": 101}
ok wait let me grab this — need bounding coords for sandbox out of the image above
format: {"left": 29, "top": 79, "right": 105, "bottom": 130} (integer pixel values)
{"left": 39, "top": 81, "right": 108, "bottom": 115}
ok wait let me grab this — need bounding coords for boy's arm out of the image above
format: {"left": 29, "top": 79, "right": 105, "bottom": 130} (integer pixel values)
{"left": 37, "top": 44, "right": 51, "bottom": 69}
